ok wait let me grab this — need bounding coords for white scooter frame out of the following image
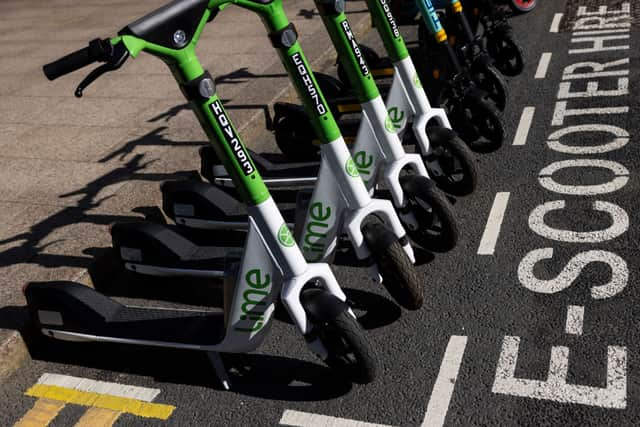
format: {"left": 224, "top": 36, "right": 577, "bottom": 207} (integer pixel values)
{"left": 43, "top": 198, "right": 350, "bottom": 390}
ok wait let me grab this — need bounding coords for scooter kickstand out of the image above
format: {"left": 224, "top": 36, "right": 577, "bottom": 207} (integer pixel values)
{"left": 207, "top": 351, "right": 231, "bottom": 391}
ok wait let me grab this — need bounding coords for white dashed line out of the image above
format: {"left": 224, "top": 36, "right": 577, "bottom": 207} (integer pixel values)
{"left": 422, "top": 336, "right": 468, "bottom": 427}
{"left": 550, "top": 13, "right": 563, "bottom": 33}
{"left": 36, "top": 373, "right": 161, "bottom": 402}
{"left": 478, "top": 193, "right": 510, "bottom": 255}
{"left": 512, "top": 107, "right": 535, "bottom": 146}
{"left": 535, "top": 53, "right": 552, "bottom": 79}
{"left": 565, "top": 305, "right": 585, "bottom": 335}
{"left": 280, "top": 410, "right": 393, "bottom": 427}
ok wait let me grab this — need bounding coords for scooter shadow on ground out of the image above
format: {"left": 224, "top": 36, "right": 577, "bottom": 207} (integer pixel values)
{"left": 0, "top": 155, "right": 196, "bottom": 272}
{"left": 147, "top": 66, "right": 292, "bottom": 130}
{"left": 0, "top": 313, "right": 352, "bottom": 400}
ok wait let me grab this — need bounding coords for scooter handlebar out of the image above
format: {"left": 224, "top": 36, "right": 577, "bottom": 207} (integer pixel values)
{"left": 42, "top": 38, "right": 112, "bottom": 81}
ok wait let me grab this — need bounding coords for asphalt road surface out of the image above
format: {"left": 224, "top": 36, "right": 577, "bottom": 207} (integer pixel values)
{"left": 1, "top": 0, "right": 639, "bottom": 426}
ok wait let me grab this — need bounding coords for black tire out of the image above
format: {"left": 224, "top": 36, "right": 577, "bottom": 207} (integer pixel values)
{"left": 510, "top": 0, "right": 537, "bottom": 13}
{"left": 471, "top": 63, "right": 508, "bottom": 111}
{"left": 486, "top": 34, "right": 525, "bottom": 77}
{"left": 423, "top": 126, "right": 478, "bottom": 196}
{"left": 363, "top": 222, "right": 423, "bottom": 310}
{"left": 400, "top": 175, "right": 459, "bottom": 252}
{"left": 454, "top": 94, "right": 506, "bottom": 152}
{"left": 273, "top": 107, "right": 320, "bottom": 161}
{"left": 302, "top": 289, "right": 378, "bottom": 384}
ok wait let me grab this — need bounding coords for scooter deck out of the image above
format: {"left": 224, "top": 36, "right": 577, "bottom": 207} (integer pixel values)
{"left": 112, "top": 221, "right": 233, "bottom": 270}
{"left": 161, "top": 180, "right": 298, "bottom": 228}
{"left": 200, "top": 146, "right": 320, "bottom": 182}
{"left": 25, "top": 281, "right": 226, "bottom": 345}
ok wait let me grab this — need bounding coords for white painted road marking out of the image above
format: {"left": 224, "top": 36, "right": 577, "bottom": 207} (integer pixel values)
{"left": 478, "top": 193, "right": 510, "bottom": 255}
{"left": 421, "top": 336, "right": 468, "bottom": 427}
{"left": 535, "top": 53, "right": 552, "bottom": 79}
{"left": 36, "top": 373, "right": 161, "bottom": 402}
{"left": 565, "top": 305, "right": 585, "bottom": 335}
{"left": 513, "top": 107, "right": 535, "bottom": 146}
{"left": 280, "top": 410, "right": 393, "bottom": 427}
{"left": 550, "top": 13, "right": 563, "bottom": 33}
{"left": 492, "top": 336, "right": 627, "bottom": 409}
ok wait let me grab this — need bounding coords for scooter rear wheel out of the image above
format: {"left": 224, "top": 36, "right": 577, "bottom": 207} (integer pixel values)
{"left": 400, "top": 175, "right": 459, "bottom": 252}
{"left": 423, "top": 126, "right": 478, "bottom": 196}
{"left": 486, "top": 34, "right": 525, "bottom": 76}
{"left": 303, "top": 289, "right": 378, "bottom": 383}
{"left": 273, "top": 107, "right": 319, "bottom": 161}
{"left": 363, "top": 222, "right": 423, "bottom": 310}
{"left": 472, "top": 63, "right": 508, "bottom": 111}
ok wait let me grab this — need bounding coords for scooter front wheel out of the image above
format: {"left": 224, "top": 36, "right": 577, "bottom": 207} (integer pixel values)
{"left": 363, "top": 221, "right": 423, "bottom": 310}
{"left": 400, "top": 176, "right": 459, "bottom": 252}
{"left": 423, "top": 126, "right": 478, "bottom": 196}
{"left": 486, "top": 34, "right": 525, "bottom": 77}
{"left": 302, "top": 288, "right": 378, "bottom": 384}
{"left": 471, "top": 63, "right": 508, "bottom": 111}
{"left": 455, "top": 93, "right": 506, "bottom": 152}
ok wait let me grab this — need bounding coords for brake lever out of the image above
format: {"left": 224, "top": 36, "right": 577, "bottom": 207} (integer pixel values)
{"left": 75, "top": 43, "right": 129, "bottom": 98}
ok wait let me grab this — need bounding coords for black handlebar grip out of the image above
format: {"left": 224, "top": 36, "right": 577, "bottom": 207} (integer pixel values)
{"left": 42, "top": 46, "right": 95, "bottom": 81}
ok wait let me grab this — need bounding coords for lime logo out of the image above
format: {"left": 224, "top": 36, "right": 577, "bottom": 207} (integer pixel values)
{"left": 234, "top": 268, "right": 271, "bottom": 333}
{"left": 414, "top": 73, "right": 423, "bottom": 88}
{"left": 302, "top": 202, "right": 332, "bottom": 262}
{"left": 385, "top": 106, "right": 406, "bottom": 133}
{"left": 353, "top": 151, "right": 374, "bottom": 185}
{"left": 278, "top": 224, "right": 295, "bottom": 247}
{"left": 345, "top": 158, "right": 360, "bottom": 177}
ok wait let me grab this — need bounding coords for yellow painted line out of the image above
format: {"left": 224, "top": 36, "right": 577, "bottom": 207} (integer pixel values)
{"left": 14, "top": 398, "right": 65, "bottom": 427}
{"left": 372, "top": 68, "right": 394, "bottom": 77}
{"left": 25, "top": 384, "right": 175, "bottom": 420}
{"left": 74, "top": 407, "right": 122, "bottom": 427}
{"left": 337, "top": 104, "right": 362, "bottom": 113}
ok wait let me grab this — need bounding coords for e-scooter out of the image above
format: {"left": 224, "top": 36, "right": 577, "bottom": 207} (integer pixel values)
{"left": 417, "top": 0, "right": 508, "bottom": 110}
{"left": 462, "top": 0, "right": 525, "bottom": 76}
{"left": 172, "top": 0, "right": 460, "bottom": 256}
{"left": 271, "top": 0, "right": 478, "bottom": 196}
{"left": 24, "top": 0, "right": 379, "bottom": 388}
{"left": 113, "top": 0, "right": 425, "bottom": 309}
{"left": 334, "top": 0, "right": 505, "bottom": 151}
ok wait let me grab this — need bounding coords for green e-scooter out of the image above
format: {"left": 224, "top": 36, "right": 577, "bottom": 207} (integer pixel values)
{"left": 185, "top": 0, "right": 460, "bottom": 253}
{"left": 271, "top": 0, "right": 478, "bottom": 196}
{"left": 116, "top": 0, "right": 426, "bottom": 309}
{"left": 25, "top": 0, "right": 380, "bottom": 388}
{"left": 330, "top": 0, "right": 506, "bottom": 150}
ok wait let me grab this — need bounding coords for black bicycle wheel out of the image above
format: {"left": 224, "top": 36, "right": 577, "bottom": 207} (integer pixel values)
{"left": 486, "top": 34, "right": 525, "bottom": 76}
{"left": 302, "top": 289, "right": 378, "bottom": 384}
{"left": 363, "top": 222, "right": 423, "bottom": 310}
{"left": 423, "top": 126, "right": 478, "bottom": 195}
{"left": 400, "top": 175, "right": 459, "bottom": 252}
